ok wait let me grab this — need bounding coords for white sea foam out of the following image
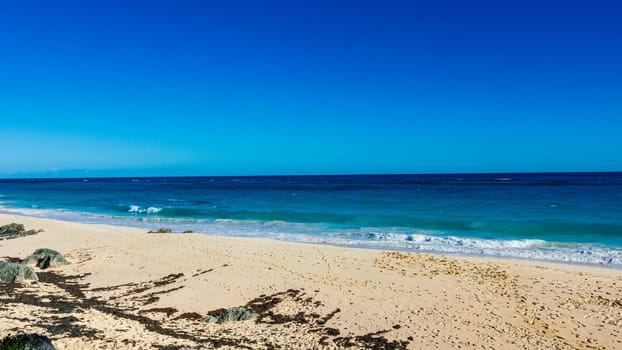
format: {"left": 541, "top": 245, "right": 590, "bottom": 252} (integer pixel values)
{"left": 147, "top": 207, "right": 161, "bottom": 214}
{"left": 264, "top": 220, "right": 288, "bottom": 225}
{"left": 1, "top": 204, "right": 620, "bottom": 268}
{"left": 214, "top": 219, "right": 236, "bottom": 223}
{"left": 127, "top": 205, "right": 162, "bottom": 214}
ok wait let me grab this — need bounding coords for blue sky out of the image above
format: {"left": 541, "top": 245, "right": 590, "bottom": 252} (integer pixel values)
{"left": 1, "top": 1, "right": 620, "bottom": 177}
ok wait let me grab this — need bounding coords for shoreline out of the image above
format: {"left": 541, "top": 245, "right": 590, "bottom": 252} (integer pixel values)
{"left": 2, "top": 212, "right": 622, "bottom": 349}
{"left": 2, "top": 206, "right": 620, "bottom": 270}
{"left": 1, "top": 210, "right": 618, "bottom": 272}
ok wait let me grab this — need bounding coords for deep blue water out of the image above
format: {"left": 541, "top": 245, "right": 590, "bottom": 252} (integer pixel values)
{"left": 1, "top": 173, "right": 621, "bottom": 266}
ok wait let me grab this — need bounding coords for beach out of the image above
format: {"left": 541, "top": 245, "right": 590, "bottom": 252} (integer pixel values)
{"left": 1, "top": 212, "right": 621, "bottom": 349}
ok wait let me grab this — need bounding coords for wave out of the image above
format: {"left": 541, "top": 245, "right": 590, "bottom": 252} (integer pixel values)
{"left": 1, "top": 204, "right": 620, "bottom": 268}
{"left": 127, "top": 205, "right": 162, "bottom": 214}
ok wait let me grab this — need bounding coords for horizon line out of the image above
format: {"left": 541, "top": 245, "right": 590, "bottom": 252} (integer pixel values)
{"left": 1, "top": 170, "right": 621, "bottom": 181}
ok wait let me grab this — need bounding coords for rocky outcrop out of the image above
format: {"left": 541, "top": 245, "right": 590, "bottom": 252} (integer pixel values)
{"left": 201, "top": 307, "right": 258, "bottom": 323}
{"left": 22, "top": 249, "right": 70, "bottom": 270}
{"left": 148, "top": 228, "right": 172, "bottom": 233}
{"left": 0, "top": 223, "right": 42, "bottom": 240}
{"left": 0, "top": 261, "right": 38, "bottom": 283}
{"left": 0, "top": 333, "right": 56, "bottom": 350}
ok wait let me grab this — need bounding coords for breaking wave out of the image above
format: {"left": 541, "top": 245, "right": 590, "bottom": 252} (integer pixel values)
{"left": 1, "top": 204, "right": 620, "bottom": 268}
{"left": 127, "top": 205, "right": 162, "bottom": 214}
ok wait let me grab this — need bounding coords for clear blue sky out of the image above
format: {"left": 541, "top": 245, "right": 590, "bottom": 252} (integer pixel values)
{"left": 1, "top": 1, "right": 620, "bottom": 177}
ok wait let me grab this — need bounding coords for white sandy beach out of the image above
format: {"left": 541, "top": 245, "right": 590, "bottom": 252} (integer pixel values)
{"left": 1, "top": 212, "right": 622, "bottom": 349}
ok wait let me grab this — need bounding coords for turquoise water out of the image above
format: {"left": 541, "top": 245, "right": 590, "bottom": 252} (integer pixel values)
{"left": 1, "top": 173, "right": 621, "bottom": 267}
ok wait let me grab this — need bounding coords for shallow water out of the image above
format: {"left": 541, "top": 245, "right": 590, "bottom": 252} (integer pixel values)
{"left": 1, "top": 173, "right": 621, "bottom": 267}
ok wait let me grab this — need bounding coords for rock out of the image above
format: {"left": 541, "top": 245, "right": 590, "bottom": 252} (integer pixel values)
{"left": 182, "top": 230, "right": 194, "bottom": 233}
{"left": 0, "top": 333, "right": 56, "bottom": 350}
{"left": 0, "top": 261, "right": 38, "bottom": 283}
{"left": 148, "top": 228, "right": 172, "bottom": 233}
{"left": 0, "top": 223, "right": 42, "bottom": 240}
{"left": 201, "top": 307, "right": 258, "bottom": 323}
{"left": 22, "top": 249, "right": 70, "bottom": 269}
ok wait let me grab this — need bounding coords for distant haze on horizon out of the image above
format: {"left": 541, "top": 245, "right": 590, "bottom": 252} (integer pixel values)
{"left": 2, "top": 170, "right": 622, "bottom": 181}
{"left": 1, "top": 1, "right": 621, "bottom": 178}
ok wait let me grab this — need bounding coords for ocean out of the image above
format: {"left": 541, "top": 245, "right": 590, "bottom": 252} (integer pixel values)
{"left": 1, "top": 173, "right": 621, "bottom": 267}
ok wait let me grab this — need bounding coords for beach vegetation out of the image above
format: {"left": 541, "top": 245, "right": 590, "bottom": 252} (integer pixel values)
{"left": 23, "top": 248, "right": 70, "bottom": 269}
{"left": 148, "top": 228, "right": 173, "bottom": 233}
{"left": 0, "top": 223, "right": 42, "bottom": 240}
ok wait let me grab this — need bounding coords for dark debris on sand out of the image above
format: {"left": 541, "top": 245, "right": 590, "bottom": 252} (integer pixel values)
{"left": 1, "top": 256, "right": 23, "bottom": 264}
{"left": 243, "top": 289, "right": 410, "bottom": 349}
{"left": 0, "top": 271, "right": 253, "bottom": 348}
{"left": 2, "top": 270, "right": 410, "bottom": 349}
